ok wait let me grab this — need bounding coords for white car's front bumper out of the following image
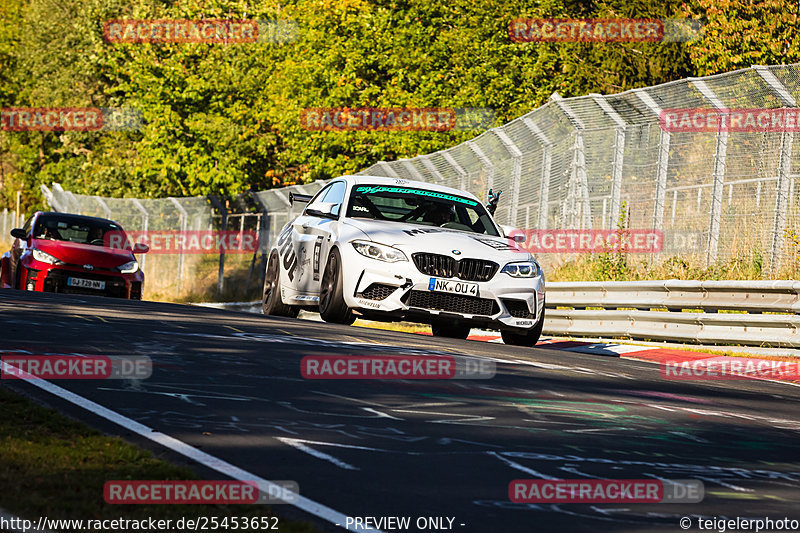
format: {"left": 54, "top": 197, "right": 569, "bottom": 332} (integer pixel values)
{"left": 339, "top": 245, "right": 545, "bottom": 331}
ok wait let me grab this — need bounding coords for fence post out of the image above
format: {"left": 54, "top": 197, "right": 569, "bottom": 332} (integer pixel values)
{"left": 441, "top": 152, "right": 468, "bottom": 191}
{"left": 467, "top": 140, "right": 496, "bottom": 217}
{"left": 754, "top": 66, "right": 797, "bottom": 274}
{"left": 551, "top": 93, "right": 592, "bottom": 229}
{"left": 209, "top": 196, "right": 228, "bottom": 296}
{"left": 168, "top": 198, "right": 188, "bottom": 293}
{"left": 494, "top": 128, "right": 523, "bottom": 226}
{"left": 636, "top": 90, "right": 672, "bottom": 235}
{"left": 523, "top": 117, "right": 553, "bottom": 230}
{"left": 401, "top": 159, "right": 426, "bottom": 182}
{"left": 94, "top": 196, "right": 113, "bottom": 219}
{"left": 692, "top": 80, "right": 728, "bottom": 265}
{"left": 378, "top": 161, "right": 400, "bottom": 178}
{"left": 592, "top": 95, "right": 627, "bottom": 228}
{"left": 419, "top": 154, "right": 448, "bottom": 185}
{"left": 131, "top": 199, "right": 149, "bottom": 273}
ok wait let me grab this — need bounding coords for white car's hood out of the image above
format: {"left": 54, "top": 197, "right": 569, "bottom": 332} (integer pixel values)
{"left": 342, "top": 218, "right": 530, "bottom": 262}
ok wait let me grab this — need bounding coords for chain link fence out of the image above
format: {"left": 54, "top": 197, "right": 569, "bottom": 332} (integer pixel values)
{"left": 359, "top": 63, "right": 800, "bottom": 275}
{"left": 40, "top": 181, "right": 329, "bottom": 299}
{"left": 38, "top": 63, "right": 800, "bottom": 299}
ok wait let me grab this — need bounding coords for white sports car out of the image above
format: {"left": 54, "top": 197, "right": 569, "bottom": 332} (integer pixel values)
{"left": 262, "top": 176, "right": 545, "bottom": 345}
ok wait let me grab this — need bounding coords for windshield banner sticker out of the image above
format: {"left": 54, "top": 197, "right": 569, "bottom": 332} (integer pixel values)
{"left": 355, "top": 186, "right": 478, "bottom": 206}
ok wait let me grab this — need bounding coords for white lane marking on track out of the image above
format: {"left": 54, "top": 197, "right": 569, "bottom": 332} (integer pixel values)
{"left": 486, "top": 451, "right": 560, "bottom": 480}
{"left": 276, "top": 438, "right": 359, "bottom": 471}
{"left": 275, "top": 438, "right": 392, "bottom": 471}
{"left": 1, "top": 361, "right": 382, "bottom": 533}
{"left": 361, "top": 407, "right": 403, "bottom": 420}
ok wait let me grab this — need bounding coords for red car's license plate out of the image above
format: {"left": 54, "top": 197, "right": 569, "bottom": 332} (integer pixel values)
{"left": 67, "top": 277, "right": 105, "bottom": 290}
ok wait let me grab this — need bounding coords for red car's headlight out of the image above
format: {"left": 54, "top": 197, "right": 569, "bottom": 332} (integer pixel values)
{"left": 117, "top": 260, "right": 139, "bottom": 274}
{"left": 32, "top": 248, "right": 62, "bottom": 265}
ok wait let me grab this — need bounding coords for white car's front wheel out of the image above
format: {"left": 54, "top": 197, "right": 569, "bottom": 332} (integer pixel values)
{"left": 319, "top": 248, "right": 355, "bottom": 325}
{"left": 501, "top": 303, "right": 545, "bottom": 347}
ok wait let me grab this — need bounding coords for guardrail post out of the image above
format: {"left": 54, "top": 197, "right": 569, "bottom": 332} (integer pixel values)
{"left": 692, "top": 80, "right": 728, "bottom": 265}
{"left": 441, "top": 151, "right": 468, "bottom": 191}
{"left": 168, "top": 198, "right": 188, "bottom": 293}
{"left": 551, "top": 93, "right": 592, "bottom": 229}
{"left": 523, "top": 117, "right": 553, "bottom": 230}
{"left": 754, "top": 65, "right": 797, "bottom": 274}
{"left": 494, "top": 129, "right": 523, "bottom": 226}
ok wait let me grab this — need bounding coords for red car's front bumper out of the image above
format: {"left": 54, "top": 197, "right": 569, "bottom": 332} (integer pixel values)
{"left": 19, "top": 260, "right": 144, "bottom": 299}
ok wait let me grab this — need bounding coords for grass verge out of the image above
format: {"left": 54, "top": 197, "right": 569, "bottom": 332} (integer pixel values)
{"left": 0, "top": 386, "right": 319, "bottom": 531}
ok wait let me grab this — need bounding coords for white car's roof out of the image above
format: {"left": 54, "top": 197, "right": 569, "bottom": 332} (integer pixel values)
{"left": 335, "top": 175, "right": 482, "bottom": 204}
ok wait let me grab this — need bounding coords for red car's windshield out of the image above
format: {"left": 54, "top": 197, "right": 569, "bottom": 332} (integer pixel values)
{"left": 33, "top": 215, "right": 124, "bottom": 247}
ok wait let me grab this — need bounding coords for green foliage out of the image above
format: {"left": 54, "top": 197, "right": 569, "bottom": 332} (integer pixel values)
{"left": 683, "top": 0, "right": 800, "bottom": 75}
{"left": 0, "top": 0, "right": 796, "bottom": 210}
{"left": 591, "top": 201, "right": 632, "bottom": 281}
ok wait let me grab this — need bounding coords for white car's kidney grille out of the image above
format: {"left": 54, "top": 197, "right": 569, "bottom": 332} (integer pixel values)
{"left": 405, "top": 290, "right": 499, "bottom": 316}
{"left": 412, "top": 253, "right": 498, "bottom": 282}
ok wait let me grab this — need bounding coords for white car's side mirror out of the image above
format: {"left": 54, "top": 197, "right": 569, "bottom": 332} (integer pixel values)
{"left": 500, "top": 225, "right": 526, "bottom": 243}
{"left": 308, "top": 201, "right": 339, "bottom": 218}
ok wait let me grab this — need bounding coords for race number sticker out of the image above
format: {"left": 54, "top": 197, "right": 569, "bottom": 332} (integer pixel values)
{"left": 313, "top": 237, "right": 323, "bottom": 281}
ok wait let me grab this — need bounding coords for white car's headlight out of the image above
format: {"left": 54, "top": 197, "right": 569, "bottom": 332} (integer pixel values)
{"left": 32, "top": 249, "right": 62, "bottom": 265}
{"left": 352, "top": 240, "right": 408, "bottom": 263}
{"left": 117, "top": 260, "right": 139, "bottom": 274}
{"left": 501, "top": 260, "right": 541, "bottom": 278}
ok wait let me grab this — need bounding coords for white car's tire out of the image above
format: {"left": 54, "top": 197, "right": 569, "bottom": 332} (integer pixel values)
{"left": 501, "top": 303, "right": 545, "bottom": 347}
{"left": 262, "top": 251, "right": 299, "bottom": 318}
{"left": 319, "top": 248, "right": 355, "bottom": 325}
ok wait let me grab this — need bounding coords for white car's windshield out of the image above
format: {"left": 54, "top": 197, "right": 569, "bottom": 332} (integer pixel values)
{"left": 346, "top": 184, "right": 500, "bottom": 236}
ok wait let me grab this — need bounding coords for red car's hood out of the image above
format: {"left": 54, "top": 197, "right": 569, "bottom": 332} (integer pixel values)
{"left": 32, "top": 239, "right": 135, "bottom": 268}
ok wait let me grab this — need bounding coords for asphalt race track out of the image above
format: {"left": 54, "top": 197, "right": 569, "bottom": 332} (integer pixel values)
{"left": 2, "top": 290, "right": 800, "bottom": 532}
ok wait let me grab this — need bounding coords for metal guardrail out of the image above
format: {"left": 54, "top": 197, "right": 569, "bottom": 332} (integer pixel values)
{"left": 543, "top": 280, "right": 800, "bottom": 347}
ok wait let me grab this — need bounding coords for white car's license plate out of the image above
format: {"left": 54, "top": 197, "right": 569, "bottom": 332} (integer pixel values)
{"left": 428, "top": 277, "right": 478, "bottom": 297}
{"left": 67, "top": 277, "right": 105, "bottom": 290}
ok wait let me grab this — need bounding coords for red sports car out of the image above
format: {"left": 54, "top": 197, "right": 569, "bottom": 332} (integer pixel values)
{"left": 1, "top": 211, "right": 148, "bottom": 299}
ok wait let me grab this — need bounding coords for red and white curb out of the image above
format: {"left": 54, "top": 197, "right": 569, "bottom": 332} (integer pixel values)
{"left": 464, "top": 334, "right": 800, "bottom": 386}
